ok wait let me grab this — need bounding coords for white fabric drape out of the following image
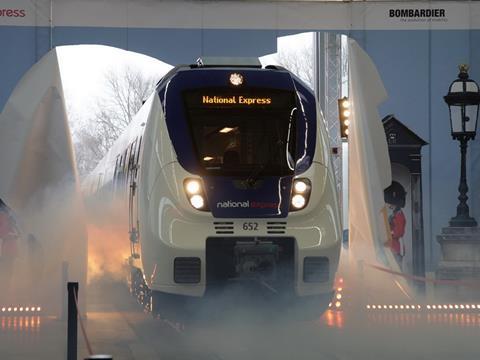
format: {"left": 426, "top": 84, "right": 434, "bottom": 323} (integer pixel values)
{"left": 0, "top": 49, "right": 87, "bottom": 314}
{"left": 348, "top": 39, "right": 412, "bottom": 301}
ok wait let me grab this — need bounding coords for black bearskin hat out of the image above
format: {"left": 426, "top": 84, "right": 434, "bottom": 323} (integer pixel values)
{"left": 384, "top": 181, "right": 406, "bottom": 208}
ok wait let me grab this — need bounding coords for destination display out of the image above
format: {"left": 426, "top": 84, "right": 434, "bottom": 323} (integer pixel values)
{"left": 184, "top": 90, "right": 294, "bottom": 109}
{"left": 202, "top": 95, "right": 272, "bottom": 106}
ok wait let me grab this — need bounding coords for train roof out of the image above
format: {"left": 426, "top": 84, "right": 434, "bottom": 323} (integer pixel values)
{"left": 155, "top": 58, "right": 289, "bottom": 91}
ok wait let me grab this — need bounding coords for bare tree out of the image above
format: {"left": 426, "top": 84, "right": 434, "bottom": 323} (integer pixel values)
{"left": 275, "top": 44, "right": 314, "bottom": 90}
{"left": 72, "top": 67, "right": 157, "bottom": 176}
{"left": 72, "top": 124, "right": 109, "bottom": 176}
{"left": 102, "top": 67, "right": 156, "bottom": 129}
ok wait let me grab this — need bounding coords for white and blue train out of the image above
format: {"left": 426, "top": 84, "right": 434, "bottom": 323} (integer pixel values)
{"left": 84, "top": 59, "right": 342, "bottom": 314}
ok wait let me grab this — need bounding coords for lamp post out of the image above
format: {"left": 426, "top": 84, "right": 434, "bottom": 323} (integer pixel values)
{"left": 444, "top": 64, "right": 480, "bottom": 227}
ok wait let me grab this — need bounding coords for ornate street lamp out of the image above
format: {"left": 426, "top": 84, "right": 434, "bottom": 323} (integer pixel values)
{"left": 444, "top": 64, "right": 480, "bottom": 227}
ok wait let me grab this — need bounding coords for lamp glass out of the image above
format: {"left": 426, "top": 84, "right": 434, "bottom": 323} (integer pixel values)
{"left": 465, "top": 104, "right": 479, "bottom": 132}
{"left": 449, "top": 106, "right": 463, "bottom": 133}
{"left": 449, "top": 104, "right": 479, "bottom": 135}
{"left": 466, "top": 81, "right": 479, "bottom": 92}
{"left": 451, "top": 82, "right": 463, "bottom": 92}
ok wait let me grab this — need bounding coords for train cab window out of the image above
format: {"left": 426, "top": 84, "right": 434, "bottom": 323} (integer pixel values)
{"left": 184, "top": 89, "right": 297, "bottom": 176}
{"left": 287, "top": 108, "right": 297, "bottom": 170}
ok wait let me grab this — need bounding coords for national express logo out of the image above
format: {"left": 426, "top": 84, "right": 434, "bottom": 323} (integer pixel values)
{"left": 216, "top": 200, "right": 278, "bottom": 209}
{"left": 389, "top": 8, "right": 447, "bottom": 22}
{"left": 0, "top": 8, "right": 26, "bottom": 17}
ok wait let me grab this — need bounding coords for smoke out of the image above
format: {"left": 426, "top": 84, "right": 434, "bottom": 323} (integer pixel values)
{"left": 87, "top": 222, "right": 130, "bottom": 283}
{"left": 72, "top": 241, "right": 480, "bottom": 360}
{"left": 0, "top": 178, "right": 87, "bottom": 316}
{"left": 343, "top": 231, "right": 421, "bottom": 305}
{"left": 82, "top": 196, "right": 132, "bottom": 284}
{"left": 155, "top": 253, "right": 476, "bottom": 360}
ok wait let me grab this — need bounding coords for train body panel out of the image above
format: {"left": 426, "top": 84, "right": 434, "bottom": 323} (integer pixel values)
{"left": 84, "top": 62, "right": 342, "bottom": 303}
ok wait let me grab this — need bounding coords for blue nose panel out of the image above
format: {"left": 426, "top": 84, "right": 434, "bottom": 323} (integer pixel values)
{"left": 204, "top": 176, "right": 293, "bottom": 218}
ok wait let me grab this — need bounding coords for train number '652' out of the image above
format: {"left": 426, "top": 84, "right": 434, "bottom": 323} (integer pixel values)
{"left": 242, "top": 222, "right": 259, "bottom": 231}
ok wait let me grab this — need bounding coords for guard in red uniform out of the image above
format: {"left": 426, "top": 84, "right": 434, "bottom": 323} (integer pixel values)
{"left": 384, "top": 182, "right": 407, "bottom": 269}
{"left": 388, "top": 205, "right": 406, "bottom": 266}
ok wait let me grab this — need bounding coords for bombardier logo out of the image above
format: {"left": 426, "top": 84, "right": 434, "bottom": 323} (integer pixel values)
{"left": 389, "top": 8, "right": 446, "bottom": 22}
{"left": 216, "top": 200, "right": 278, "bottom": 209}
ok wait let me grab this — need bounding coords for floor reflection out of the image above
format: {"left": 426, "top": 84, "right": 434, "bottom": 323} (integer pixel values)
{"left": 322, "top": 310, "right": 345, "bottom": 328}
{"left": 321, "top": 305, "right": 480, "bottom": 329}
{"left": 1, "top": 316, "right": 41, "bottom": 332}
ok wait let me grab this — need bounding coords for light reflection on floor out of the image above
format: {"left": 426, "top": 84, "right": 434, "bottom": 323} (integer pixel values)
{"left": 322, "top": 309, "right": 345, "bottom": 328}
{"left": 320, "top": 309, "right": 480, "bottom": 329}
{"left": 1, "top": 306, "right": 479, "bottom": 335}
{"left": 368, "top": 312, "right": 480, "bottom": 327}
{"left": 321, "top": 275, "right": 480, "bottom": 329}
{"left": 1, "top": 316, "right": 41, "bottom": 332}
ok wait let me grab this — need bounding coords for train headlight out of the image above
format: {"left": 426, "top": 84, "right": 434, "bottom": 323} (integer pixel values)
{"left": 190, "top": 195, "right": 205, "bottom": 209}
{"left": 294, "top": 180, "right": 308, "bottom": 193}
{"left": 185, "top": 179, "right": 201, "bottom": 195}
{"left": 184, "top": 178, "right": 209, "bottom": 211}
{"left": 291, "top": 194, "right": 306, "bottom": 209}
{"left": 290, "top": 178, "right": 311, "bottom": 211}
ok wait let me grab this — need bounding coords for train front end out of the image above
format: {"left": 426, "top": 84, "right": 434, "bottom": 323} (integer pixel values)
{"left": 138, "top": 63, "right": 341, "bottom": 307}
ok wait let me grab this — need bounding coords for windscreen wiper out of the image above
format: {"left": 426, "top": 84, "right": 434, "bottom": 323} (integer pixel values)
{"left": 245, "top": 164, "right": 266, "bottom": 188}
{"left": 244, "top": 138, "right": 285, "bottom": 186}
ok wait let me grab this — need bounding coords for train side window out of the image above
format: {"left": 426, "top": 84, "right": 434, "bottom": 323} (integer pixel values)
{"left": 123, "top": 149, "right": 129, "bottom": 174}
{"left": 114, "top": 156, "right": 120, "bottom": 181}
{"left": 96, "top": 173, "right": 103, "bottom": 192}
{"left": 127, "top": 141, "right": 135, "bottom": 173}
{"left": 117, "top": 155, "right": 124, "bottom": 184}
{"left": 132, "top": 137, "right": 138, "bottom": 164}
{"left": 118, "top": 154, "right": 125, "bottom": 186}
{"left": 136, "top": 136, "right": 142, "bottom": 166}
{"left": 126, "top": 144, "right": 132, "bottom": 173}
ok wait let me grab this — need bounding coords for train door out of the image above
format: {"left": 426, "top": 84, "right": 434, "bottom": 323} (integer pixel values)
{"left": 128, "top": 138, "right": 141, "bottom": 259}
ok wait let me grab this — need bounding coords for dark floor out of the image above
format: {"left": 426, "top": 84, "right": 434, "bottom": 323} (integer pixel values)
{"left": 1, "top": 279, "right": 480, "bottom": 360}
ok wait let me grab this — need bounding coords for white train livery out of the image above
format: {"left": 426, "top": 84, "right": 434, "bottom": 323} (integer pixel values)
{"left": 84, "top": 60, "right": 342, "bottom": 313}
